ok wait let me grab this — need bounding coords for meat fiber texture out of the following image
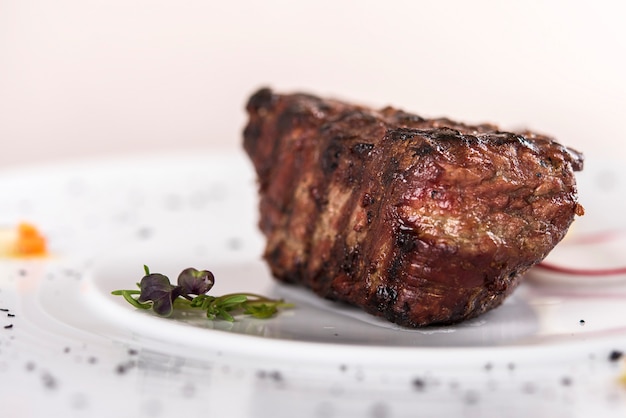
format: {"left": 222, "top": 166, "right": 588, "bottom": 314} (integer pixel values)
{"left": 243, "top": 88, "right": 584, "bottom": 327}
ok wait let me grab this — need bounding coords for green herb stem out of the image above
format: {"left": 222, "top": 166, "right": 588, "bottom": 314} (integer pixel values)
{"left": 112, "top": 266, "right": 293, "bottom": 322}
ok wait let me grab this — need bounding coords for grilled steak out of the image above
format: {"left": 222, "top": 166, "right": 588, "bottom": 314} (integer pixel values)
{"left": 243, "top": 88, "right": 584, "bottom": 327}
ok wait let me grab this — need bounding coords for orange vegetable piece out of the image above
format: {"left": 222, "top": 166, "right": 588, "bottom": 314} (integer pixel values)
{"left": 14, "top": 222, "right": 47, "bottom": 256}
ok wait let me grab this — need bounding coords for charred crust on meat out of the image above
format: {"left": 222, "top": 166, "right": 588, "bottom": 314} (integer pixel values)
{"left": 382, "top": 157, "right": 400, "bottom": 185}
{"left": 391, "top": 109, "right": 426, "bottom": 124}
{"left": 374, "top": 285, "right": 399, "bottom": 311}
{"left": 321, "top": 141, "right": 343, "bottom": 174}
{"left": 428, "top": 127, "right": 465, "bottom": 142}
{"left": 351, "top": 142, "right": 375, "bottom": 156}
{"left": 244, "top": 88, "right": 584, "bottom": 327}
{"left": 387, "top": 127, "right": 419, "bottom": 141}
{"left": 395, "top": 226, "right": 418, "bottom": 253}
{"left": 361, "top": 193, "right": 375, "bottom": 207}
{"left": 387, "top": 255, "right": 404, "bottom": 285}
{"left": 276, "top": 106, "right": 305, "bottom": 136}
{"left": 246, "top": 87, "right": 275, "bottom": 112}
{"left": 340, "top": 247, "right": 360, "bottom": 274}
{"left": 243, "top": 122, "right": 262, "bottom": 147}
{"left": 411, "top": 144, "right": 435, "bottom": 157}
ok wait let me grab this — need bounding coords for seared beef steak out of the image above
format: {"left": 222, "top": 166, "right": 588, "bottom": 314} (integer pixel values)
{"left": 243, "top": 88, "right": 583, "bottom": 327}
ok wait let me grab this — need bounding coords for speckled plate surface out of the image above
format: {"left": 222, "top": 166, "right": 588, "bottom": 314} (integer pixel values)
{"left": 2, "top": 152, "right": 626, "bottom": 417}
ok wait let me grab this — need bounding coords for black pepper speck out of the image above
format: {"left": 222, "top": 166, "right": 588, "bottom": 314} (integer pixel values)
{"left": 561, "top": 377, "right": 573, "bottom": 386}
{"left": 115, "top": 360, "right": 136, "bottom": 375}
{"left": 4, "top": 324, "right": 13, "bottom": 329}
{"left": 609, "top": 350, "right": 623, "bottom": 362}
{"left": 41, "top": 372, "right": 58, "bottom": 390}
{"left": 257, "top": 370, "right": 283, "bottom": 382}
{"left": 269, "top": 371, "right": 283, "bottom": 382}
{"left": 412, "top": 378, "right": 425, "bottom": 391}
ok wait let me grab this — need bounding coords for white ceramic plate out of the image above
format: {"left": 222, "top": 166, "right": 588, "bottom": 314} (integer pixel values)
{"left": 2, "top": 152, "right": 626, "bottom": 417}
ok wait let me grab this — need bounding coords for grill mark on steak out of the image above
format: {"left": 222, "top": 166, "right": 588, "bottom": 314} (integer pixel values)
{"left": 244, "top": 88, "right": 583, "bottom": 327}
{"left": 313, "top": 138, "right": 367, "bottom": 297}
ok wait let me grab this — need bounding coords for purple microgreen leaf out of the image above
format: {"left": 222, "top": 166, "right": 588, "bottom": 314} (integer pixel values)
{"left": 137, "top": 273, "right": 182, "bottom": 317}
{"left": 113, "top": 266, "right": 293, "bottom": 321}
{"left": 177, "top": 268, "right": 215, "bottom": 295}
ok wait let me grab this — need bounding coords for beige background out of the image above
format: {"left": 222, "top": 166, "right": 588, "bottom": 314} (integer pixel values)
{"left": 1, "top": 0, "right": 624, "bottom": 168}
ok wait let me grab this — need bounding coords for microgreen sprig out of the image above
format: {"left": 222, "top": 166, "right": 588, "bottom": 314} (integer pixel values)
{"left": 111, "top": 265, "right": 293, "bottom": 321}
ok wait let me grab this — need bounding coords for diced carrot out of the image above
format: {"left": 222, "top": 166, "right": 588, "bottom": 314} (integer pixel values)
{"left": 19, "top": 223, "right": 40, "bottom": 237}
{"left": 14, "top": 222, "right": 47, "bottom": 256}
